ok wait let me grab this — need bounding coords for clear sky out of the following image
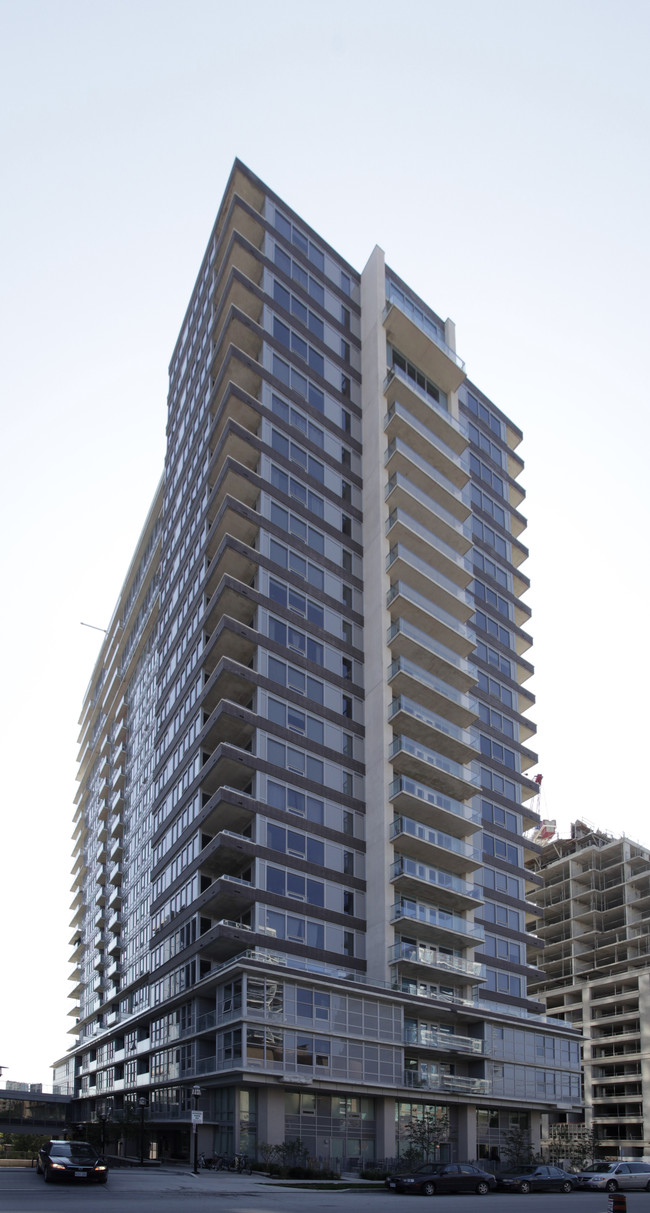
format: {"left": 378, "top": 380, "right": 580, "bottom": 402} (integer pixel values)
{"left": 1, "top": 0, "right": 648, "bottom": 1086}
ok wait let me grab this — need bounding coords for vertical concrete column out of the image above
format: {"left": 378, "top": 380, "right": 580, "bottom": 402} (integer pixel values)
{"left": 456, "top": 1104, "right": 477, "bottom": 1161}
{"left": 639, "top": 973, "right": 650, "bottom": 1152}
{"left": 359, "top": 245, "right": 394, "bottom": 987}
{"left": 256, "top": 1086, "right": 286, "bottom": 1147}
{"left": 375, "top": 1096, "right": 397, "bottom": 1161}
{"left": 529, "top": 1111, "right": 542, "bottom": 1157}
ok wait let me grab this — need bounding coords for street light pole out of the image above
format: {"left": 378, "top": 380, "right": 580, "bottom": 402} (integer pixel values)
{"left": 139, "top": 1097, "right": 147, "bottom": 1166}
{"left": 191, "top": 1085, "right": 201, "bottom": 1174}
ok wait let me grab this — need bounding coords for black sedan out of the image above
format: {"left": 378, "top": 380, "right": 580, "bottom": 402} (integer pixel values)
{"left": 496, "top": 1164, "right": 576, "bottom": 1193}
{"left": 387, "top": 1162, "right": 497, "bottom": 1195}
{"left": 36, "top": 1140, "right": 108, "bottom": 1183}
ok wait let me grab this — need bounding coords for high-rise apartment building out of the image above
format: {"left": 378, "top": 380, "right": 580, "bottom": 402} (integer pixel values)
{"left": 527, "top": 820, "right": 650, "bottom": 1158}
{"left": 54, "top": 161, "right": 580, "bottom": 1165}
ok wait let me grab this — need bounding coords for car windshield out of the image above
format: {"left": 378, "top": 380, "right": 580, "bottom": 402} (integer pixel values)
{"left": 415, "top": 1165, "right": 443, "bottom": 1173}
{"left": 581, "top": 1164, "right": 616, "bottom": 1174}
{"left": 501, "top": 1168, "right": 536, "bottom": 1175}
{"left": 50, "top": 1143, "right": 98, "bottom": 1160}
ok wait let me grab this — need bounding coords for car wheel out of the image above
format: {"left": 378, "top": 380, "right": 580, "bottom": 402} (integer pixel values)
{"left": 605, "top": 1181, "right": 618, "bottom": 1192}
{"left": 36, "top": 1160, "right": 42, "bottom": 1175}
{"left": 98, "top": 1177, "right": 108, "bottom": 1185}
{"left": 476, "top": 1181, "right": 490, "bottom": 1194}
{"left": 520, "top": 1181, "right": 531, "bottom": 1194}
{"left": 561, "top": 1182, "right": 573, "bottom": 1193}
{"left": 423, "top": 1182, "right": 436, "bottom": 1196}
{"left": 646, "top": 1181, "right": 650, "bottom": 1192}
{"left": 43, "top": 1166, "right": 52, "bottom": 1184}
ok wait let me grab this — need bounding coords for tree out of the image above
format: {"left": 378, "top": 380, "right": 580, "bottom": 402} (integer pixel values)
{"left": 404, "top": 1107, "right": 451, "bottom": 1162}
{"left": 502, "top": 1126, "right": 534, "bottom": 1168}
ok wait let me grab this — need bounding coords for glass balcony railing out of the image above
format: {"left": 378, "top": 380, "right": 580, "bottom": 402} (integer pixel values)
{"left": 386, "top": 471, "right": 472, "bottom": 541}
{"left": 389, "top": 735, "right": 479, "bottom": 788}
{"left": 387, "top": 576, "right": 474, "bottom": 639}
{"left": 389, "top": 941, "right": 485, "bottom": 980}
{"left": 387, "top": 505, "right": 473, "bottom": 575}
{"left": 387, "top": 618, "right": 473, "bottom": 676}
{"left": 390, "top": 855, "right": 480, "bottom": 900}
{"left": 388, "top": 657, "right": 477, "bottom": 715}
{"left": 385, "top": 401, "right": 469, "bottom": 471}
{"left": 389, "top": 775, "right": 481, "bottom": 826}
{"left": 391, "top": 897, "right": 484, "bottom": 941}
{"left": 389, "top": 697, "right": 476, "bottom": 750}
{"left": 385, "top": 280, "right": 466, "bottom": 372}
{"left": 403, "top": 1071, "right": 490, "bottom": 1095}
{"left": 390, "top": 815, "right": 481, "bottom": 862}
{"left": 385, "top": 436, "right": 470, "bottom": 505}
{"left": 404, "top": 1025, "right": 486, "bottom": 1054}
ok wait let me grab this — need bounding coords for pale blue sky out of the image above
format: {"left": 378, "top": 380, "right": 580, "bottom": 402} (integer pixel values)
{"left": 1, "top": 0, "right": 648, "bottom": 1083}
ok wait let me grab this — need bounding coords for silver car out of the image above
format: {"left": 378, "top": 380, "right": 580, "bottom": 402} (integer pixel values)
{"left": 575, "top": 1162, "right": 650, "bottom": 1192}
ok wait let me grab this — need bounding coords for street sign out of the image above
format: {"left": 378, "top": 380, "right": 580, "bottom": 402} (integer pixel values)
{"left": 191, "top": 1110, "right": 203, "bottom": 1125}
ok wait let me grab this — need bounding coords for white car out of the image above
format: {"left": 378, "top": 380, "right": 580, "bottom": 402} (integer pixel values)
{"left": 574, "top": 1162, "right": 650, "bottom": 1191}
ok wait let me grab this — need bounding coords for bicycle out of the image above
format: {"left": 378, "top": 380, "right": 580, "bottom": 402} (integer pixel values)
{"left": 228, "top": 1153, "right": 252, "bottom": 1175}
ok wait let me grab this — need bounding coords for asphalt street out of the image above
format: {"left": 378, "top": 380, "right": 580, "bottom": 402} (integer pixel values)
{"left": 0, "top": 1168, "right": 643, "bottom": 1213}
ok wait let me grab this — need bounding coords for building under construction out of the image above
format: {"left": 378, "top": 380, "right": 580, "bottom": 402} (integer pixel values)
{"left": 527, "top": 820, "right": 650, "bottom": 1157}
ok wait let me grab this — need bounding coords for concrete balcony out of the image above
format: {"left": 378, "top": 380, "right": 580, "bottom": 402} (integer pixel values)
{"left": 205, "top": 498, "right": 260, "bottom": 562}
{"left": 385, "top": 401, "right": 468, "bottom": 488}
{"left": 386, "top": 471, "right": 472, "bottom": 555}
{"left": 404, "top": 1025, "right": 487, "bottom": 1055}
{"left": 388, "top": 657, "right": 477, "bottom": 730}
{"left": 199, "top": 742, "right": 257, "bottom": 797}
{"left": 388, "top": 618, "right": 475, "bottom": 693}
{"left": 199, "top": 786, "right": 257, "bottom": 838}
{"left": 390, "top": 855, "right": 481, "bottom": 910}
{"left": 389, "top": 774, "right": 480, "bottom": 835}
{"left": 391, "top": 898, "right": 484, "bottom": 949}
{"left": 389, "top": 940, "right": 486, "bottom": 984}
{"left": 205, "top": 536, "right": 258, "bottom": 600}
{"left": 389, "top": 734, "right": 479, "bottom": 802}
{"left": 386, "top": 436, "right": 470, "bottom": 521}
{"left": 201, "top": 656, "right": 257, "bottom": 715}
{"left": 389, "top": 697, "right": 477, "bottom": 765}
{"left": 195, "top": 873, "right": 256, "bottom": 920}
{"left": 198, "top": 828, "right": 254, "bottom": 879}
{"left": 390, "top": 815, "right": 481, "bottom": 874}
{"left": 383, "top": 323, "right": 466, "bottom": 413}
{"left": 109, "top": 837, "right": 123, "bottom": 864}
{"left": 200, "top": 700, "right": 256, "bottom": 753}
{"left": 387, "top": 580, "right": 474, "bottom": 657}
{"left": 403, "top": 1071, "right": 489, "bottom": 1096}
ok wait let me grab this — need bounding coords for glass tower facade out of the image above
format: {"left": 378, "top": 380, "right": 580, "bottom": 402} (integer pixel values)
{"left": 56, "top": 161, "right": 581, "bottom": 1165}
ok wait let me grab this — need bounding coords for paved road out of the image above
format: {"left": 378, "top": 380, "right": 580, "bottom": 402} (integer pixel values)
{"left": 0, "top": 1168, "right": 641, "bottom": 1213}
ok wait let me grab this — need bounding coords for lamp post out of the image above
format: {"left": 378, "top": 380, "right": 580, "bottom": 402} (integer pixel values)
{"left": 191, "top": 1084, "right": 202, "bottom": 1174}
{"left": 138, "top": 1097, "right": 147, "bottom": 1166}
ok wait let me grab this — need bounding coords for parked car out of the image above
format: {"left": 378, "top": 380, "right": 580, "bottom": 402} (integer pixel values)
{"left": 36, "top": 1140, "right": 108, "bottom": 1184}
{"left": 496, "top": 1164, "right": 576, "bottom": 1193}
{"left": 573, "top": 1162, "right": 650, "bottom": 1192}
{"left": 386, "top": 1162, "right": 497, "bottom": 1195}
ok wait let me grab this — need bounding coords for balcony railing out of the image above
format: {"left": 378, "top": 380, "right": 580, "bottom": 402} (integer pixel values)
{"left": 389, "top": 941, "right": 485, "bottom": 980}
{"left": 404, "top": 1026, "right": 486, "bottom": 1054}
{"left": 389, "top": 700, "right": 476, "bottom": 751}
{"left": 389, "top": 735, "right": 479, "bottom": 789}
{"left": 390, "top": 775, "right": 480, "bottom": 826}
{"left": 403, "top": 1071, "right": 489, "bottom": 1095}
{"left": 390, "top": 816, "right": 480, "bottom": 863}
{"left": 391, "top": 855, "right": 480, "bottom": 900}
{"left": 385, "top": 282, "right": 466, "bottom": 372}
{"left": 387, "top": 617, "right": 473, "bottom": 677}
{"left": 391, "top": 898, "right": 484, "bottom": 942}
